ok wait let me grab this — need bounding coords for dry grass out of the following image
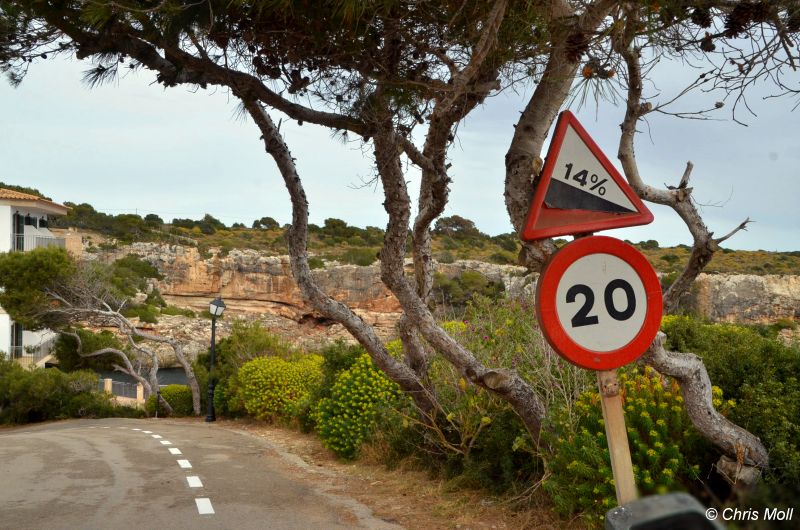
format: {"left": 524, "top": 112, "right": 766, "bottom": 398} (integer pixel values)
{"left": 222, "top": 418, "right": 585, "bottom": 530}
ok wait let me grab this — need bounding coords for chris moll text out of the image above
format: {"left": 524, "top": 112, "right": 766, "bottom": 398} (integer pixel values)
{"left": 723, "top": 507, "right": 794, "bottom": 522}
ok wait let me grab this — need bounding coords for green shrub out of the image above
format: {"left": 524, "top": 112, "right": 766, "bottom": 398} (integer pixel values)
{"left": 318, "top": 340, "right": 364, "bottom": 393}
{"left": 297, "top": 340, "right": 365, "bottom": 432}
{"left": 308, "top": 256, "right": 325, "bottom": 269}
{"left": 193, "top": 320, "right": 298, "bottom": 418}
{"left": 661, "top": 315, "right": 800, "bottom": 507}
{"left": 543, "top": 367, "right": 709, "bottom": 528}
{"left": 145, "top": 288, "right": 167, "bottom": 307}
{"left": 638, "top": 239, "right": 660, "bottom": 250}
{"left": 160, "top": 305, "right": 196, "bottom": 318}
{"left": 0, "top": 361, "right": 142, "bottom": 424}
{"left": 231, "top": 354, "right": 323, "bottom": 421}
{"left": 659, "top": 253, "right": 680, "bottom": 265}
{"left": 313, "top": 353, "right": 400, "bottom": 459}
{"left": 432, "top": 271, "right": 504, "bottom": 311}
{"left": 145, "top": 384, "right": 194, "bottom": 416}
{"left": 488, "top": 251, "right": 515, "bottom": 264}
{"left": 212, "top": 320, "right": 297, "bottom": 366}
{"left": 110, "top": 254, "right": 162, "bottom": 297}
{"left": 122, "top": 304, "right": 159, "bottom": 324}
{"left": 660, "top": 271, "right": 678, "bottom": 290}
{"left": 339, "top": 247, "right": 378, "bottom": 266}
{"left": 436, "top": 251, "right": 455, "bottom": 264}
{"left": 402, "top": 351, "right": 539, "bottom": 492}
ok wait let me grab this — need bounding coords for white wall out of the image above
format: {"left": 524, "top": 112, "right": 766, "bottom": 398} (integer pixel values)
{"left": 0, "top": 313, "right": 10, "bottom": 359}
{"left": 0, "top": 204, "right": 11, "bottom": 253}
{"left": 22, "top": 328, "right": 56, "bottom": 349}
{"left": 0, "top": 203, "right": 61, "bottom": 252}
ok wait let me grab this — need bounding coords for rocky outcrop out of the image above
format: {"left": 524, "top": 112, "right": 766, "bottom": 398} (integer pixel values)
{"left": 105, "top": 243, "right": 399, "bottom": 316}
{"left": 691, "top": 273, "right": 800, "bottom": 324}
{"left": 102, "top": 244, "right": 799, "bottom": 345}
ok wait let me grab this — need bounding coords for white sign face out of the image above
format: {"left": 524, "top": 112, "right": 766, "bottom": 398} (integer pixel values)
{"left": 545, "top": 126, "right": 637, "bottom": 214}
{"left": 554, "top": 253, "right": 647, "bottom": 352}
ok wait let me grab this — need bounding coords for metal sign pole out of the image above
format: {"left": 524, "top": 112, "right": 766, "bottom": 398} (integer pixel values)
{"left": 598, "top": 369, "right": 638, "bottom": 505}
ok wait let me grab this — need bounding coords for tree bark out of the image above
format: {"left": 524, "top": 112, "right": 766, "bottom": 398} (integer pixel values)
{"left": 643, "top": 333, "right": 768, "bottom": 470}
{"left": 238, "top": 95, "right": 438, "bottom": 416}
{"left": 373, "top": 127, "right": 547, "bottom": 437}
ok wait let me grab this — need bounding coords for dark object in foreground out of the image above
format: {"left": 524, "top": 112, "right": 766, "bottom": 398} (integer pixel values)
{"left": 605, "top": 493, "right": 724, "bottom": 530}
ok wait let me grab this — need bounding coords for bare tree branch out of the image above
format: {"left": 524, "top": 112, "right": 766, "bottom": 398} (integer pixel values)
{"left": 616, "top": 17, "right": 750, "bottom": 313}
{"left": 642, "top": 333, "right": 768, "bottom": 471}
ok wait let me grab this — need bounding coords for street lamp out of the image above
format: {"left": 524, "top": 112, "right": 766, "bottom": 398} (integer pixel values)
{"left": 206, "top": 297, "right": 226, "bottom": 422}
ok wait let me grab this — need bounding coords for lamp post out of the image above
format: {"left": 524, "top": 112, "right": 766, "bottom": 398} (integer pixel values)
{"left": 206, "top": 297, "right": 226, "bottom": 422}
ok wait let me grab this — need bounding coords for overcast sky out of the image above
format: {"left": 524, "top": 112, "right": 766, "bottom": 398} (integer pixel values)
{"left": 1, "top": 55, "right": 798, "bottom": 251}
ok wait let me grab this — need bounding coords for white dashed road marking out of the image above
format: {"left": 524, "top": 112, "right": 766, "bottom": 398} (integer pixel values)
{"left": 121, "top": 426, "right": 214, "bottom": 516}
{"left": 195, "top": 498, "right": 214, "bottom": 515}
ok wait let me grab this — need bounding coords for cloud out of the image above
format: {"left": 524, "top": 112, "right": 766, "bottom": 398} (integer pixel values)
{"left": 1, "top": 55, "right": 797, "bottom": 250}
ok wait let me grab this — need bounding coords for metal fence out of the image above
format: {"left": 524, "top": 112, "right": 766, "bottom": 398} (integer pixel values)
{"left": 9, "top": 345, "right": 24, "bottom": 359}
{"left": 10, "top": 337, "right": 57, "bottom": 369}
{"left": 14, "top": 234, "right": 66, "bottom": 251}
{"left": 110, "top": 380, "right": 139, "bottom": 399}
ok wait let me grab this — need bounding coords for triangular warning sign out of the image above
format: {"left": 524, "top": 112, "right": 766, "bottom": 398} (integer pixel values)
{"left": 521, "top": 110, "right": 653, "bottom": 241}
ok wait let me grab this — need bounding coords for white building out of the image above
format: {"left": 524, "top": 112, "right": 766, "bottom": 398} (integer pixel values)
{"left": 0, "top": 188, "right": 69, "bottom": 368}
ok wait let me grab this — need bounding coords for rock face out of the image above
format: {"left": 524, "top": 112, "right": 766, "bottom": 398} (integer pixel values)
{"left": 103, "top": 243, "right": 402, "bottom": 345}
{"left": 691, "top": 273, "right": 800, "bottom": 323}
{"left": 102, "top": 244, "right": 799, "bottom": 347}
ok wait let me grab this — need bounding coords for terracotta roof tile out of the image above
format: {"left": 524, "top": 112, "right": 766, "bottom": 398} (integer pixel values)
{"left": 0, "top": 188, "right": 44, "bottom": 201}
{"left": 0, "top": 187, "right": 69, "bottom": 212}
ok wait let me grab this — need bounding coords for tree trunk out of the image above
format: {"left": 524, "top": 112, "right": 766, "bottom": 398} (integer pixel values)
{"left": 238, "top": 95, "right": 438, "bottom": 416}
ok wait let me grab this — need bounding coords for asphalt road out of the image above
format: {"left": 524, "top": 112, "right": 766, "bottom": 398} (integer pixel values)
{"left": 0, "top": 418, "right": 403, "bottom": 530}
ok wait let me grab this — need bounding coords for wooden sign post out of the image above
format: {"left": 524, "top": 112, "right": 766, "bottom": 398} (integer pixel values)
{"left": 598, "top": 369, "right": 638, "bottom": 505}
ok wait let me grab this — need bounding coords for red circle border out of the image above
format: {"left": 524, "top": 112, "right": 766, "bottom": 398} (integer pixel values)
{"left": 535, "top": 236, "right": 663, "bottom": 370}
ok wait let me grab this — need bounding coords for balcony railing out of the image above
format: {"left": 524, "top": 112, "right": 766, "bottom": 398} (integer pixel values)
{"left": 10, "top": 337, "right": 57, "bottom": 369}
{"left": 14, "top": 234, "right": 66, "bottom": 252}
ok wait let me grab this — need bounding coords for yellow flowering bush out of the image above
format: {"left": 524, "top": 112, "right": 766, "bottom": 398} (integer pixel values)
{"left": 231, "top": 354, "right": 323, "bottom": 421}
{"left": 313, "top": 353, "right": 400, "bottom": 459}
{"left": 145, "top": 384, "right": 193, "bottom": 416}
{"left": 542, "top": 367, "right": 725, "bottom": 528}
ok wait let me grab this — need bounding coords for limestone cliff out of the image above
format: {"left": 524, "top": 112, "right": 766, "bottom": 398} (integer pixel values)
{"left": 101, "top": 243, "right": 798, "bottom": 341}
{"left": 691, "top": 273, "right": 800, "bottom": 323}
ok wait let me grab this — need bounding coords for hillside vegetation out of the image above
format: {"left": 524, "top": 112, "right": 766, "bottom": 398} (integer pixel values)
{"left": 7, "top": 186, "right": 792, "bottom": 274}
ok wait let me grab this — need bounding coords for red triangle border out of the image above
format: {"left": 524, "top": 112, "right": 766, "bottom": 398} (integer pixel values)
{"left": 521, "top": 110, "right": 653, "bottom": 241}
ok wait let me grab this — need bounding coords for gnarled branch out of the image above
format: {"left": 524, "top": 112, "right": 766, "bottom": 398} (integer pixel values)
{"left": 643, "top": 333, "right": 768, "bottom": 470}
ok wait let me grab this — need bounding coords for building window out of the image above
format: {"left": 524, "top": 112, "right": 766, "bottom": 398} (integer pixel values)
{"left": 24, "top": 214, "right": 34, "bottom": 226}
{"left": 12, "top": 212, "right": 24, "bottom": 251}
{"left": 11, "top": 322, "right": 23, "bottom": 359}
{"left": 40, "top": 217, "right": 48, "bottom": 228}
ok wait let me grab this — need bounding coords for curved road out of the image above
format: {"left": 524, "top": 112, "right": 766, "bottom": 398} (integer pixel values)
{"left": 0, "top": 418, "right": 403, "bottom": 530}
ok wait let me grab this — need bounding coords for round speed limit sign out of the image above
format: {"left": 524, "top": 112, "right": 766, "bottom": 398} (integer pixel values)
{"left": 535, "top": 236, "right": 663, "bottom": 370}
